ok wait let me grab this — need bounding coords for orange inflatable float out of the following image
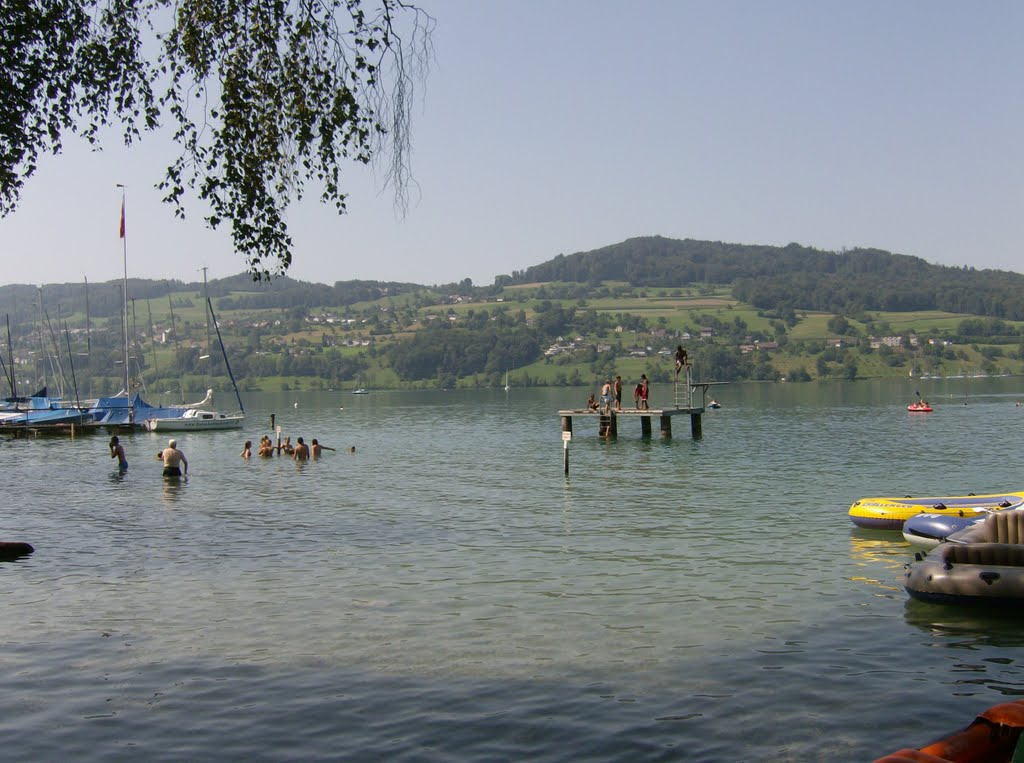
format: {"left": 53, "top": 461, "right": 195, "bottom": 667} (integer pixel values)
{"left": 873, "top": 698, "right": 1024, "bottom": 762}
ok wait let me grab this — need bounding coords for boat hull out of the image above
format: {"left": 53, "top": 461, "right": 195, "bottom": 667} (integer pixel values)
{"left": 146, "top": 411, "right": 244, "bottom": 431}
{"left": 848, "top": 490, "right": 1024, "bottom": 530}
{"left": 905, "top": 542, "right": 1024, "bottom": 605}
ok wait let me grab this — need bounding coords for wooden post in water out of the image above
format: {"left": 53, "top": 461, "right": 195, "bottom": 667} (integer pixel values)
{"left": 561, "top": 415, "right": 573, "bottom": 476}
{"left": 661, "top": 414, "right": 672, "bottom": 438}
{"left": 690, "top": 412, "right": 702, "bottom": 439}
{"left": 641, "top": 415, "right": 652, "bottom": 437}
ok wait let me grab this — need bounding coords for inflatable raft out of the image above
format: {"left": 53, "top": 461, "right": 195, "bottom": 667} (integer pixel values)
{"left": 907, "top": 402, "right": 934, "bottom": 412}
{"left": 901, "top": 512, "right": 986, "bottom": 549}
{"left": 873, "top": 698, "right": 1024, "bottom": 763}
{"left": 904, "top": 511, "right": 1024, "bottom": 605}
{"left": 848, "top": 490, "right": 1024, "bottom": 530}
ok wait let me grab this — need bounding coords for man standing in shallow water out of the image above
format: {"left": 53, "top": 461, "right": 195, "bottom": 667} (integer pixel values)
{"left": 158, "top": 439, "right": 188, "bottom": 477}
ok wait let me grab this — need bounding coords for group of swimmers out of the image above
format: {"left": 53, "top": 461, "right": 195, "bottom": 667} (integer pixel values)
{"left": 109, "top": 433, "right": 353, "bottom": 476}
{"left": 243, "top": 435, "right": 348, "bottom": 460}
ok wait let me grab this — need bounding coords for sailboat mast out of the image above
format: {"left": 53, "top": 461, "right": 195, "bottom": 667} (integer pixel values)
{"left": 200, "top": 266, "right": 211, "bottom": 356}
{"left": 37, "top": 287, "right": 47, "bottom": 392}
{"left": 207, "top": 297, "right": 244, "bottom": 414}
{"left": 167, "top": 286, "right": 185, "bottom": 402}
{"left": 4, "top": 314, "right": 15, "bottom": 397}
{"left": 84, "top": 276, "right": 91, "bottom": 357}
{"left": 146, "top": 298, "right": 158, "bottom": 382}
{"left": 118, "top": 184, "right": 131, "bottom": 422}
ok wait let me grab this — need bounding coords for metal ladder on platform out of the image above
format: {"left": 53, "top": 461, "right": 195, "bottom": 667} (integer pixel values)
{"left": 673, "top": 365, "right": 693, "bottom": 409}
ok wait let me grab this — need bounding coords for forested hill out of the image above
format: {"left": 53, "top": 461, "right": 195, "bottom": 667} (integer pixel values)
{"left": 500, "top": 236, "right": 1024, "bottom": 320}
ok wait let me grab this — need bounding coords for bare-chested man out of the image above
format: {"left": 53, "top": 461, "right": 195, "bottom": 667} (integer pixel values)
{"left": 158, "top": 439, "right": 188, "bottom": 477}
{"left": 310, "top": 439, "right": 335, "bottom": 458}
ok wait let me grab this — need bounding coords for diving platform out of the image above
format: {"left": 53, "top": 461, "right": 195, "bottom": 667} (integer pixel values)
{"left": 558, "top": 368, "right": 725, "bottom": 441}
{"left": 558, "top": 404, "right": 705, "bottom": 440}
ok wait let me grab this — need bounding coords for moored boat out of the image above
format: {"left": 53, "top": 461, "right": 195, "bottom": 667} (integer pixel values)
{"left": 849, "top": 490, "right": 1024, "bottom": 530}
{"left": 87, "top": 390, "right": 209, "bottom": 429}
{"left": 0, "top": 389, "right": 96, "bottom": 431}
{"left": 145, "top": 407, "right": 244, "bottom": 431}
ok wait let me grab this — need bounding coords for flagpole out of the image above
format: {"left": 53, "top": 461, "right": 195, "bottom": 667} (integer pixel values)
{"left": 117, "top": 184, "right": 131, "bottom": 423}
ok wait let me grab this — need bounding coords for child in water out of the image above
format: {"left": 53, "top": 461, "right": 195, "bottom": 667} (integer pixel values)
{"left": 109, "top": 436, "right": 128, "bottom": 470}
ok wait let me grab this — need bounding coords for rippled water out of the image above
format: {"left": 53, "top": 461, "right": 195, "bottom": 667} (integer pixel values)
{"left": 4, "top": 379, "right": 1024, "bottom": 761}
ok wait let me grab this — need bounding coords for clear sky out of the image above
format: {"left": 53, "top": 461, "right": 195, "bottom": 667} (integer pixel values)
{"left": 1, "top": 0, "right": 1021, "bottom": 287}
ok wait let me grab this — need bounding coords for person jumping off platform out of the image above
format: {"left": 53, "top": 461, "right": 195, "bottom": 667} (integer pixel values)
{"left": 674, "top": 345, "right": 688, "bottom": 378}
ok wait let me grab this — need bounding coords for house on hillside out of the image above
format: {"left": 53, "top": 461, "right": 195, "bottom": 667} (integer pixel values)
{"left": 869, "top": 336, "right": 904, "bottom": 349}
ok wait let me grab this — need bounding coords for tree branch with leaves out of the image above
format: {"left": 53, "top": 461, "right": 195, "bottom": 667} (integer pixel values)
{"left": 0, "top": 0, "right": 433, "bottom": 280}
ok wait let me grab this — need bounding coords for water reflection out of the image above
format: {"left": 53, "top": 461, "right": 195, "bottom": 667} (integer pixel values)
{"left": 847, "top": 529, "right": 911, "bottom": 591}
{"left": 161, "top": 476, "right": 188, "bottom": 503}
{"left": 903, "top": 599, "right": 1024, "bottom": 647}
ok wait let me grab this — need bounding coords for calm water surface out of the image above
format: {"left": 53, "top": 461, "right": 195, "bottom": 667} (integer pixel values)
{"left": 3, "top": 378, "right": 1024, "bottom": 761}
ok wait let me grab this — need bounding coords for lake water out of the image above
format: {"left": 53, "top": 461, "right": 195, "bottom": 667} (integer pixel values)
{"left": 3, "top": 378, "right": 1024, "bottom": 761}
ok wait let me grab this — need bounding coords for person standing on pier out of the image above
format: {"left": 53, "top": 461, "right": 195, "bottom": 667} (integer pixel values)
{"left": 614, "top": 375, "right": 623, "bottom": 411}
{"left": 640, "top": 374, "right": 650, "bottom": 409}
{"left": 600, "top": 379, "right": 613, "bottom": 414}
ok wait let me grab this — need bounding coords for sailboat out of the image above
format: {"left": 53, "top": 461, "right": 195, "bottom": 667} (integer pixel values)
{"left": 504, "top": 370, "right": 510, "bottom": 392}
{"left": 351, "top": 378, "right": 368, "bottom": 394}
{"left": 144, "top": 297, "right": 245, "bottom": 431}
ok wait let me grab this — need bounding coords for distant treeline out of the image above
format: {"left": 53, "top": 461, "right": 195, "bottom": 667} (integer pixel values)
{"left": 500, "top": 236, "right": 1024, "bottom": 320}
{"left": 0, "top": 275, "right": 428, "bottom": 326}
{"left": 9, "top": 236, "right": 1024, "bottom": 328}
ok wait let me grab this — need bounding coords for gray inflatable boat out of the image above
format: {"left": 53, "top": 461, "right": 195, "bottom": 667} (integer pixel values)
{"left": 904, "top": 511, "right": 1024, "bottom": 605}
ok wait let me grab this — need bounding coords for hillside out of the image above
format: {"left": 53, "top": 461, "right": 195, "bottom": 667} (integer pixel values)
{"left": 2, "top": 236, "right": 1023, "bottom": 396}
{"left": 502, "top": 236, "right": 1024, "bottom": 320}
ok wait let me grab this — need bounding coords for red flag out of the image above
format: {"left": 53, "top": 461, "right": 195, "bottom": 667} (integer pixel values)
{"left": 119, "top": 199, "right": 125, "bottom": 239}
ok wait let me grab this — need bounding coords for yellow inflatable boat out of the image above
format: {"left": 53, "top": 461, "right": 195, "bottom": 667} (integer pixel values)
{"left": 848, "top": 490, "right": 1024, "bottom": 530}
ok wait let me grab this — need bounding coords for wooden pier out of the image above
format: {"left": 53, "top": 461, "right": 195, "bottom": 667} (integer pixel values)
{"left": 558, "top": 404, "right": 706, "bottom": 440}
{"left": 557, "top": 370, "right": 725, "bottom": 474}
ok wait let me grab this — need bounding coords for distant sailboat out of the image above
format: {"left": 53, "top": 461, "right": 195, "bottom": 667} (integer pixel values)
{"left": 504, "top": 371, "right": 510, "bottom": 392}
{"left": 143, "top": 298, "right": 245, "bottom": 431}
{"left": 352, "top": 378, "right": 368, "bottom": 394}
